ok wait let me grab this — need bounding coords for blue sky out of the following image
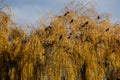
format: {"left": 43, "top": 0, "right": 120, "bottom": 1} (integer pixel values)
{"left": 3, "top": 0, "right": 120, "bottom": 25}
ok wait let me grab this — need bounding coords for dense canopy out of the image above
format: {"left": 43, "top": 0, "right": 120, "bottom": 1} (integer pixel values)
{"left": 0, "top": 2, "right": 120, "bottom": 80}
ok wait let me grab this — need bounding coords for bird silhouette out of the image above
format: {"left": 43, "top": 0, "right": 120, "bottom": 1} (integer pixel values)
{"left": 70, "top": 19, "right": 73, "bottom": 24}
{"left": 112, "top": 50, "right": 115, "bottom": 53}
{"left": 69, "top": 33, "right": 72, "bottom": 35}
{"left": 22, "top": 40, "right": 26, "bottom": 44}
{"left": 103, "top": 62, "right": 109, "bottom": 67}
{"left": 59, "top": 35, "right": 62, "bottom": 40}
{"left": 97, "top": 16, "right": 100, "bottom": 20}
{"left": 105, "top": 28, "right": 109, "bottom": 32}
{"left": 45, "top": 26, "right": 52, "bottom": 31}
{"left": 82, "top": 21, "right": 88, "bottom": 27}
{"left": 64, "top": 11, "right": 69, "bottom": 16}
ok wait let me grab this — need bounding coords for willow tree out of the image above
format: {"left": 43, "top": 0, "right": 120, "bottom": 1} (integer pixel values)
{"left": 0, "top": 1, "right": 120, "bottom": 80}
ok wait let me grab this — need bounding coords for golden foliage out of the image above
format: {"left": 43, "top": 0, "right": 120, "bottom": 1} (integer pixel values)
{"left": 0, "top": 2, "right": 120, "bottom": 80}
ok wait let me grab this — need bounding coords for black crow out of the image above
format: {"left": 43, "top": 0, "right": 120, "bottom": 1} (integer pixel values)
{"left": 113, "top": 45, "right": 115, "bottom": 48}
{"left": 64, "top": 11, "right": 69, "bottom": 16}
{"left": 45, "top": 26, "right": 52, "bottom": 31}
{"left": 105, "top": 28, "right": 109, "bottom": 32}
{"left": 112, "top": 50, "right": 115, "bottom": 53}
{"left": 59, "top": 35, "right": 62, "bottom": 40}
{"left": 97, "top": 16, "right": 100, "bottom": 20}
{"left": 103, "top": 62, "right": 109, "bottom": 67}
{"left": 22, "top": 40, "right": 26, "bottom": 44}
{"left": 48, "top": 26, "right": 52, "bottom": 29}
{"left": 70, "top": 19, "right": 73, "bottom": 24}
{"left": 81, "top": 63, "right": 86, "bottom": 80}
{"left": 69, "top": 33, "right": 72, "bottom": 35}
{"left": 82, "top": 21, "right": 88, "bottom": 27}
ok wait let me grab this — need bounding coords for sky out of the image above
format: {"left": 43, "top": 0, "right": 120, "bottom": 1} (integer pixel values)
{"left": 2, "top": 0, "right": 120, "bottom": 25}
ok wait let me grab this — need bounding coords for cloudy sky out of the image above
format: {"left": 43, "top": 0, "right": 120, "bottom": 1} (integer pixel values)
{"left": 3, "top": 0, "right": 120, "bottom": 25}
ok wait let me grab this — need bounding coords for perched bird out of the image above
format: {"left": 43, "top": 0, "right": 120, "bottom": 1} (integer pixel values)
{"left": 48, "top": 26, "right": 52, "bottom": 29}
{"left": 64, "top": 11, "right": 69, "bottom": 16}
{"left": 81, "top": 63, "right": 86, "bottom": 80}
{"left": 45, "top": 26, "right": 52, "bottom": 31}
{"left": 97, "top": 16, "right": 100, "bottom": 20}
{"left": 68, "top": 33, "right": 72, "bottom": 39}
{"left": 69, "top": 33, "right": 72, "bottom": 35}
{"left": 82, "top": 21, "right": 88, "bottom": 27}
{"left": 45, "top": 28, "right": 48, "bottom": 31}
{"left": 113, "top": 45, "right": 115, "bottom": 48}
{"left": 112, "top": 50, "right": 115, "bottom": 53}
{"left": 103, "top": 62, "right": 109, "bottom": 67}
{"left": 105, "top": 28, "right": 109, "bottom": 32}
{"left": 75, "top": 36, "right": 79, "bottom": 39}
{"left": 59, "top": 35, "right": 62, "bottom": 40}
{"left": 22, "top": 40, "right": 26, "bottom": 44}
{"left": 70, "top": 19, "right": 73, "bottom": 24}
{"left": 116, "top": 40, "right": 120, "bottom": 44}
